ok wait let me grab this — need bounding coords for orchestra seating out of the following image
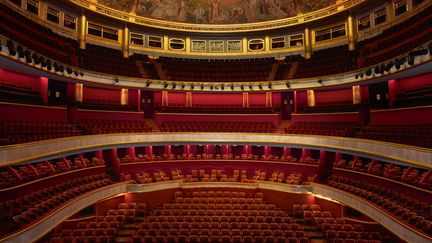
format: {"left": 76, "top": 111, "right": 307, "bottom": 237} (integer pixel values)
{"left": 78, "top": 120, "right": 152, "bottom": 134}
{"left": 284, "top": 122, "right": 359, "bottom": 137}
{"left": 159, "top": 57, "right": 273, "bottom": 82}
{"left": 160, "top": 121, "right": 275, "bottom": 133}
{"left": 328, "top": 176, "right": 432, "bottom": 236}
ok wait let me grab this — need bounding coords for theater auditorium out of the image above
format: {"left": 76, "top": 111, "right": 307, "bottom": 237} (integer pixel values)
{"left": 0, "top": 0, "right": 431, "bottom": 242}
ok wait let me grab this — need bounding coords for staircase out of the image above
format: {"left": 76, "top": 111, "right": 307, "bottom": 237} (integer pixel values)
{"left": 153, "top": 61, "right": 168, "bottom": 80}
{"left": 276, "top": 120, "right": 292, "bottom": 134}
{"left": 286, "top": 61, "right": 299, "bottom": 79}
{"left": 268, "top": 63, "right": 280, "bottom": 81}
{"left": 144, "top": 118, "right": 161, "bottom": 132}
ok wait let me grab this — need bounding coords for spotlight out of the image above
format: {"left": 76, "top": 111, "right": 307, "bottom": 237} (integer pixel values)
{"left": 408, "top": 55, "right": 415, "bottom": 66}
{"left": 191, "top": 84, "right": 194, "bottom": 90}
{"left": 66, "top": 67, "right": 73, "bottom": 74}
{"left": 59, "top": 65, "right": 65, "bottom": 72}
{"left": 268, "top": 83, "right": 272, "bottom": 89}
{"left": 317, "top": 80, "right": 323, "bottom": 85}
{"left": 79, "top": 72, "right": 84, "bottom": 77}
{"left": 240, "top": 84, "right": 244, "bottom": 90}
{"left": 359, "top": 73, "right": 364, "bottom": 78}
{"left": 172, "top": 82, "right": 176, "bottom": 89}
{"left": 40, "top": 58, "right": 47, "bottom": 67}
{"left": 25, "top": 50, "right": 32, "bottom": 63}
{"left": 7, "top": 41, "right": 16, "bottom": 56}
{"left": 53, "top": 63, "right": 59, "bottom": 72}
{"left": 145, "top": 81, "right": 151, "bottom": 87}
{"left": 248, "top": 84, "right": 253, "bottom": 90}
{"left": 32, "top": 53, "right": 40, "bottom": 64}
{"left": 181, "top": 83, "right": 185, "bottom": 89}
{"left": 210, "top": 85, "right": 214, "bottom": 90}
{"left": 355, "top": 74, "right": 359, "bottom": 79}
{"left": 365, "top": 69, "right": 372, "bottom": 76}
{"left": 46, "top": 60, "right": 52, "bottom": 70}
{"left": 113, "top": 77, "right": 119, "bottom": 83}
{"left": 231, "top": 84, "right": 234, "bottom": 90}
{"left": 17, "top": 45, "right": 24, "bottom": 58}
{"left": 221, "top": 84, "right": 224, "bottom": 90}
{"left": 285, "top": 83, "right": 289, "bottom": 88}
{"left": 374, "top": 66, "right": 380, "bottom": 74}
{"left": 163, "top": 82, "right": 168, "bottom": 88}
{"left": 74, "top": 70, "right": 79, "bottom": 76}
{"left": 200, "top": 84, "right": 204, "bottom": 90}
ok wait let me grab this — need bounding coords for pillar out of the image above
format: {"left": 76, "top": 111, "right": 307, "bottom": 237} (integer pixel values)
{"left": 103, "top": 148, "right": 120, "bottom": 178}
{"left": 75, "top": 83, "right": 83, "bottom": 102}
{"left": 386, "top": 0, "right": 395, "bottom": 21}
{"left": 146, "top": 146, "right": 153, "bottom": 156}
{"left": 304, "top": 27, "right": 312, "bottom": 59}
{"left": 307, "top": 90, "right": 315, "bottom": 107}
{"left": 127, "top": 147, "right": 136, "bottom": 159}
{"left": 122, "top": 25, "right": 129, "bottom": 58}
{"left": 78, "top": 12, "right": 87, "bottom": 49}
{"left": 243, "top": 92, "right": 249, "bottom": 108}
{"left": 95, "top": 150, "right": 103, "bottom": 160}
{"left": 352, "top": 85, "right": 361, "bottom": 105}
{"left": 121, "top": 88, "right": 129, "bottom": 105}
{"left": 301, "top": 148, "right": 311, "bottom": 160}
{"left": 317, "top": 150, "right": 334, "bottom": 182}
{"left": 388, "top": 79, "right": 396, "bottom": 107}
{"left": 283, "top": 147, "right": 291, "bottom": 156}
{"left": 39, "top": 77, "right": 48, "bottom": 104}
{"left": 293, "top": 91, "right": 298, "bottom": 113}
{"left": 347, "top": 15, "right": 357, "bottom": 51}
{"left": 137, "top": 90, "right": 141, "bottom": 112}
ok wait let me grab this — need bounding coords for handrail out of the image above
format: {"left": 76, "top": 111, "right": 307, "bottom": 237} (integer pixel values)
{"left": 0, "top": 133, "right": 430, "bottom": 168}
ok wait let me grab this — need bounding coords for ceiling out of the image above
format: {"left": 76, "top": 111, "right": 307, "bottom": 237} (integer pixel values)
{"left": 97, "top": 0, "right": 338, "bottom": 24}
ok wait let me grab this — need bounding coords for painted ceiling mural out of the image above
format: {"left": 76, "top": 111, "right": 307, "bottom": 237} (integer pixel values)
{"left": 97, "top": 0, "right": 132, "bottom": 12}
{"left": 96, "top": 0, "right": 338, "bottom": 24}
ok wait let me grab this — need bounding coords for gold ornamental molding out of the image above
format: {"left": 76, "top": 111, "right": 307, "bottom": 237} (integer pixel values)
{"left": 68, "top": 0, "right": 365, "bottom": 33}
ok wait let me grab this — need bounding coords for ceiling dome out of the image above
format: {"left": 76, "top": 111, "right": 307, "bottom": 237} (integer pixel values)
{"left": 97, "top": 0, "right": 338, "bottom": 24}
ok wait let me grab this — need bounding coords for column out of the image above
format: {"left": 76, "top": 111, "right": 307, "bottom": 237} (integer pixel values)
{"left": 75, "top": 83, "right": 83, "bottom": 102}
{"left": 307, "top": 90, "right": 315, "bottom": 107}
{"left": 137, "top": 90, "right": 141, "bottom": 112}
{"left": 317, "top": 150, "right": 334, "bottom": 183}
{"left": 146, "top": 146, "right": 153, "bottom": 156}
{"left": 293, "top": 91, "right": 298, "bottom": 113}
{"left": 122, "top": 25, "right": 129, "bottom": 58}
{"left": 103, "top": 148, "right": 120, "bottom": 178}
{"left": 127, "top": 147, "right": 136, "bottom": 159}
{"left": 242, "top": 37, "right": 248, "bottom": 53}
{"left": 352, "top": 85, "right": 361, "bottom": 105}
{"left": 39, "top": 77, "right": 48, "bottom": 104}
{"left": 347, "top": 15, "right": 357, "bottom": 51}
{"left": 304, "top": 27, "right": 312, "bottom": 59}
{"left": 283, "top": 147, "right": 291, "bottom": 157}
{"left": 264, "top": 35, "right": 270, "bottom": 51}
{"left": 78, "top": 12, "right": 87, "bottom": 49}
{"left": 121, "top": 88, "right": 129, "bottom": 105}
{"left": 386, "top": 0, "right": 396, "bottom": 21}
{"left": 39, "top": 0, "right": 47, "bottom": 20}
{"left": 388, "top": 79, "right": 396, "bottom": 107}
{"left": 243, "top": 92, "right": 249, "bottom": 108}
{"left": 301, "top": 148, "right": 311, "bottom": 161}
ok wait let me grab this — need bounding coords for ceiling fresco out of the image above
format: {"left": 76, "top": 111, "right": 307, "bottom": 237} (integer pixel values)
{"left": 97, "top": 0, "right": 338, "bottom": 24}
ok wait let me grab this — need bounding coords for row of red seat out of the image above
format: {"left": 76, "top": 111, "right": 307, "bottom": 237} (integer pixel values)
{"left": 160, "top": 121, "right": 275, "bottom": 133}
{"left": 0, "top": 156, "right": 104, "bottom": 189}
{"left": 3, "top": 174, "right": 111, "bottom": 236}
{"left": 333, "top": 159, "right": 432, "bottom": 191}
{"left": 328, "top": 176, "right": 432, "bottom": 235}
{"left": 78, "top": 120, "right": 153, "bottom": 134}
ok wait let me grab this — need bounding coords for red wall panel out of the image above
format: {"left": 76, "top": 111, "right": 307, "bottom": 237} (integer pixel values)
{"left": 291, "top": 112, "right": 361, "bottom": 123}
{"left": 315, "top": 88, "right": 353, "bottom": 104}
{"left": 168, "top": 92, "right": 186, "bottom": 105}
{"left": 370, "top": 106, "right": 432, "bottom": 125}
{"left": 396, "top": 72, "right": 432, "bottom": 93}
{"left": 71, "top": 108, "right": 144, "bottom": 121}
{"left": 155, "top": 113, "right": 280, "bottom": 126}
{"left": 192, "top": 93, "right": 243, "bottom": 105}
{"left": 0, "top": 68, "right": 41, "bottom": 91}
{"left": 83, "top": 86, "right": 120, "bottom": 102}
{"left": 249, "top": 93, "right": 266, "bottom": 106}
{"left": 0, "top": 102, "right": 67, "bottom": 122}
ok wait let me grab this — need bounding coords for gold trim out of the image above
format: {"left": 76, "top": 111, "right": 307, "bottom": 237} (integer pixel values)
{"left": 76, "top": 108, "right": 143, "bottom": 114}
{"left": 0, "top": 102, "right": 67, "bottom": 110}
{"left": 67, "top": 0, "right": 366, "bottom": 33}
{"left": 371, "top": 105, "right": 432, "bottom": 112}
